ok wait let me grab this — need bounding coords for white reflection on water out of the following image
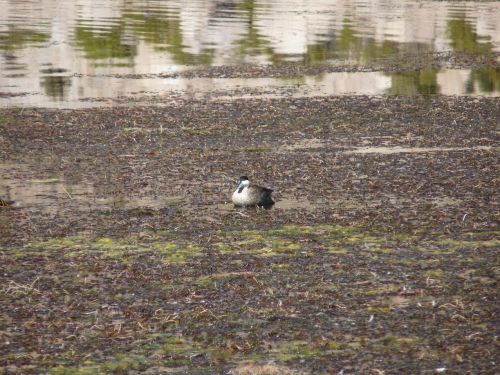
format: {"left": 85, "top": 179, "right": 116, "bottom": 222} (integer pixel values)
{"left": 1, "top": 69, "right": 498, "bottom": 109}
{"left": 0, "top": 0, "right": 499, "bottom": 106}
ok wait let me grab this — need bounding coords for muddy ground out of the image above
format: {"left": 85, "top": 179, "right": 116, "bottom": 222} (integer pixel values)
{"left": 77, "top": 51, "right": 500, "bottom": 79}
{"left": 0, "top": 94, "right": 498, "bottom": 374}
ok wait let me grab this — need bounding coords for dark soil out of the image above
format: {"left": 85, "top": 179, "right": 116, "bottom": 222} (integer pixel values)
{"left": 0, "top": 95, "right": 498, "bottom": 374}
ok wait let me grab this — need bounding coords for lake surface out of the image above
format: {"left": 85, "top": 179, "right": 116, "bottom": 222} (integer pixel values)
{"left": 1, "top": 0, "right": 499, "bottom": 107}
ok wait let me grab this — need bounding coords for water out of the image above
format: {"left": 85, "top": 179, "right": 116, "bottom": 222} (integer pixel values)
{"left": 0, "top": 162, "right": 187, "bottom": 213}
{"left": 2, "top": 144, "right": 493, "bottom": 216}
{"left": 344, "top": 145, "right": 497, "bottom": 155}
{"left": 0, "top": 161, "right": 315, "bottom": 215}
{"left": 0, "top": 0, "right": 499, "bottom": 107}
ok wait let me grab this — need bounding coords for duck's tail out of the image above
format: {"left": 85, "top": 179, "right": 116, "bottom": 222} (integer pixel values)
{"left": 258, "top": 188, "right": 275, "bottom": 208}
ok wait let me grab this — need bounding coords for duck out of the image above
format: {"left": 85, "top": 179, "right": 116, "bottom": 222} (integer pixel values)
{"left": 232, "top": 176, "right": 274, "bottom": 208}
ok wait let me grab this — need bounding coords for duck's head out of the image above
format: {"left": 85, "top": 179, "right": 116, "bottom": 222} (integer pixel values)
{"left": 237, "top": 176, "right": 250, "bottom": 191}
{"left": 238, "top": 176, "right": 250, "bottom": 185}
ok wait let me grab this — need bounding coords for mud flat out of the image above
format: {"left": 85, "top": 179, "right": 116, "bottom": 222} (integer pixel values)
{"left": 0, "top": 94, "right": 498, "bottom": 374}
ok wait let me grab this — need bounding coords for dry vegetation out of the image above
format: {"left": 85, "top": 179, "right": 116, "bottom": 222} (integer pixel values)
{"left": 0, "top": 95, "right": 498, "bottom": 374}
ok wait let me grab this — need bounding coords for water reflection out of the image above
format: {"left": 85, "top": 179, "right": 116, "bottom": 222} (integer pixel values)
{"left": 0, "top": 0, "right": 499, "bottom": 106}
{"left": 0, "top": 162, "right": 315, "bottom": 214}
{"left": 0, "top": 162, "right": 186, "bottom": 213}
{"left": 467, "top": 68, "right": 500, "bottom": 93}
{"left": 448, "top": 18, "right": 493, "bottom": 54}
{"left": 125, "top": 10, "right": 215, "bottom": 65}
{"left": 41, "top": 75, "right": 72, "bottom": 101}
{"left": 0, "top": 27, "right": 49, "bottom": 51}
{"left": 389, "top": 69, "right": 439, "bottom": 96}
{"left": 2, "top": 68, "right": 499, "bottom": 108}
{"left": 75, "top": 23, "right": 137, "bottom": 61}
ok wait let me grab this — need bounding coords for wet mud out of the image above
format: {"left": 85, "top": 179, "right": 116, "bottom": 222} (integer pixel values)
{"left": 75, "top": 51, "right": 500, "bottom": 80}
{"left": 0, "top": 95, "right": 499, "bottom": 374}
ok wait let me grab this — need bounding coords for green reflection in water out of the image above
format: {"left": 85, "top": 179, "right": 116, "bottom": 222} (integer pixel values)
{"left": 335, "top": 19, "right": 441, "bottom": 95}
{"left": 41, "top": 76, "right": 72, "bottom": 101}
{"left": 237, "top": 0, "right": 256, "bottom": 12}
{"left": 233, "top": 0, "right": 274, "bottom": 63}
{"left": 467, "top": 68, "right": 500, "bottom": 93}
{"left": 74, "top": 22, "right": 136, "bottom": 60}
{"left": 125, "top": 13, "right": 214, "bottom": 65}
{"left": 305, "top": 42, "right": 336, "bottom": 64}
{"left": 448, "top": 18, "right": 498, "bottom": 93}
{"left": 388, "top": 69, "right": 439, "bottom": 96}
{"left": 0, "top": 28, "right": 49, "bottom": 51}
{"left": 0, "top": 2, "right": 498, "bottom": 97}
{"left": 335, "top": 20, "right": 410, "bottom": 64}
{"left": 448, "top": 18, "right": 492, "bottom": 53}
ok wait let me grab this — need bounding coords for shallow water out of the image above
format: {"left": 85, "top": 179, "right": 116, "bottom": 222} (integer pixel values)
{"left": 1, "top": 0, "right": 499, "bottom": 107}
{"left": 344, "top": 145, "right": 497, "bottom": 155}
{"left": 0, "top": 162, "right": 184, "bottom": 212}
{"left": 2, "top": 172, "right": 460, "bottom": 215}
{"left": 0, "top": 162, "right": 316, "bottom": 214}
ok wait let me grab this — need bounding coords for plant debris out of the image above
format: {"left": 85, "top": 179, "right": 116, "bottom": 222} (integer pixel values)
{"left": 0, "top": 95, "right": 498, "bottom": 374}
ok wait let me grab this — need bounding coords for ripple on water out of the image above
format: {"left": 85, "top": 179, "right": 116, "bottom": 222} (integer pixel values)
{"left": 0, "top": 0, "right": 499, "bottom": 107}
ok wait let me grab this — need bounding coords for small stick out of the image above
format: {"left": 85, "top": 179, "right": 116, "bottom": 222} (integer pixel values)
{"left": 62, "top": 186, "right": 73, "bottom": 200}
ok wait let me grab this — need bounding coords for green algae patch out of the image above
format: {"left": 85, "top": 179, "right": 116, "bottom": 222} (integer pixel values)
{"left": 50, "top": 354, "right": 151, "bottom": 375}
{"left": 27, "top": 237, "right": 84, "bottom": 251}
{"left": 327, "top": 247, "right": 349, "bottom": 254}
{"left": 270, "top": 341, "right": 324, "bottom": 362}
{"left": 269, "top": 339, "right": 363, "bottom": 362}
{"left": 269, "top": 225, "right": 316, "bottom": 236}
{"left": 462, "top": 231, "right": 500, "bottom": 240}
{"left": 20, "top": 237, "right": 86, "bottom": 257}
{"left": 390, "top": 232, "right": 419, "bottom": 242}
{"left": 95, "top": 240, "right": 201, "bottom": 264}
{"left": 154, "top": 336, "right": 200, "bottom": 357}
{"left": 353, "top": 284, "right": 399, "bottom": 296}
{"left": 238, "top": 225, "right": 358, "bottom": 241}
{"left": 224, "top": 223, "right": 433, "bottom": 259}
{"left": 224, "top": 224, "right": 363, "bottom": 257}
{"left": 10, "top": 225, "right": 495, "bottom": 266}
{"left": 370, "top": 335, "right": 421, "bottom": 351}
{"left": 49, "top": 337, "right": 203, "bottom": 374}
{"left": 240, "top": 231, "right": 266, "bottom": 242}
{"left": 369, "top": 247, "right": 396, "bottom": 254}
{"left": 276, "top": 242, "right": 302, "bottom": 252}
{"left": 215, "top": 242, "right": 234, "bottom": 254}
{"left": 92, "top": 237, "right": 132, "bottom": 253}
{"left": 2, "top": 222, "right": 498, "bottom": 373}
{"left": 222, "top": 225, "right": 496, "bottom": 260}
{"left": 424, "top": 269, "right": 445, "bottom": 279}
{"left": 17, "top": 236, "right": 202, "bottom": 264}
{"left": 435, "top": 238, "right": 500, "bottom": 250}
{"left": 269, "top": 224, "right": 357, "bottom": 239}
{"left": 343, "top": 233, "right": 384, "bottom": 245}
{"left": 366, "top": 306, "right": 391, "bottom": 314}
{"left": 180, "top": 126, "right": 209, "bottom": 136}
